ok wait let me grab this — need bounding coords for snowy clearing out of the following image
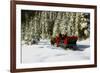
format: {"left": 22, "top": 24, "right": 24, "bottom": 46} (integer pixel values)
{"left": 22, "top": 39, "right": 90, "bottom": 63}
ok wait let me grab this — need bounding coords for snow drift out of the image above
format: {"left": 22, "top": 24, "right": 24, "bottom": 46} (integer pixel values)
{"left": 22, "top": 39, "right": 90, "bottom": 63}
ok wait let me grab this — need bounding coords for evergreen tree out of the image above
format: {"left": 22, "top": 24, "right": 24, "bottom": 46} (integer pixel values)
{"left": 21, "top": 10, "right": 90, "bottom": 44}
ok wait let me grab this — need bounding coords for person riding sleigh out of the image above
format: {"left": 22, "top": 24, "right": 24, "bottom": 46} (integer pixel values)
{"left": 55, "top": 32, "right": 68, "bottom": 47}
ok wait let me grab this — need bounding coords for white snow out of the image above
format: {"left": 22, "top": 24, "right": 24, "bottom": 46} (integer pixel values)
{"left": 22, "top": 39, "right": 90, "bottom": 63}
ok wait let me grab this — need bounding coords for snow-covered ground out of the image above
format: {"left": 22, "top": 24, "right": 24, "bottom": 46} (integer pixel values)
{"left": 22, "top": 39, "right": 90, "bottom": 63}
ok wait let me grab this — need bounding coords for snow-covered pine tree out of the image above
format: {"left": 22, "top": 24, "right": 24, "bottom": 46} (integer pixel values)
{"left": 21, "top": 10, "right": 90, "bottom": 44}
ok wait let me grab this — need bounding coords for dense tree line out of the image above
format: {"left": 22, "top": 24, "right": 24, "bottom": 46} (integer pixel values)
{"left": 21, "top": 10, "right": 90, "bottom": 44}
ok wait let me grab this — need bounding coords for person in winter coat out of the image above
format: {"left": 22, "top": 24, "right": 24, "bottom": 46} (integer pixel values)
{"left": 55, "top": 33, "right": 61, "bottom": 47}
{"left": 61, "top": 32, "right": 68, "bottom": 48}
{"left": 64, "top": 38, "right": 68, "bottom": 45}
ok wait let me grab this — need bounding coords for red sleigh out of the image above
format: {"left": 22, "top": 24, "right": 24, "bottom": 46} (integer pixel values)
{"left": 51, "top": 35, "right": 78, "bottom": 50}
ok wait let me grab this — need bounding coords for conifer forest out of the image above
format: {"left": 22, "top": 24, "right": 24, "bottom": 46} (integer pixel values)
{"left": 21, "top": 10, "right": 90, "bottom": 44}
